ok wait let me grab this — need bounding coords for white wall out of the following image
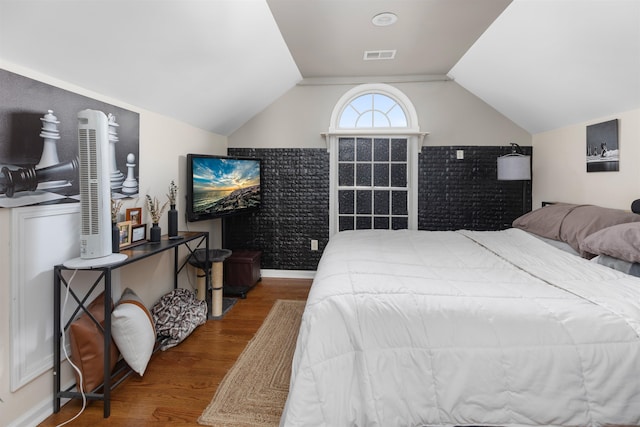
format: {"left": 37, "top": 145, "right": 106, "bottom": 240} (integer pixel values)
{"left": 0, "top": 61, "right": 227, "bottom": 427}
{"left": 532, "top": 108, "right": 640, "bottom": 210}
{"left": 229, "top": 80, "right": 531, "bottom": 148}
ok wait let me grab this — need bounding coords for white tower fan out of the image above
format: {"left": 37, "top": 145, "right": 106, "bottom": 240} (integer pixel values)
{"left": 64, "top": 110, "right": 127, "bottom": 268}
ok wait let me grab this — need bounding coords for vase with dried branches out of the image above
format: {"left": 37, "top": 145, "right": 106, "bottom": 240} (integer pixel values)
{"left": 167, "top": 180, "right": 179, "bottom": 238}
{"left": 146, "top": 194, "right": 168, "bottom": 242}
{"left": 111, "top": 199, "right": 123, "bottom": 224}
{"left": 111, "top": 199, "right": 123, "bottom": 252}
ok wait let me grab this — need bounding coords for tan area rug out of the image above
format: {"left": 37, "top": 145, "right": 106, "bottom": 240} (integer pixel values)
{"left": 198, "top": 299, "right": 306, "bottom": 427}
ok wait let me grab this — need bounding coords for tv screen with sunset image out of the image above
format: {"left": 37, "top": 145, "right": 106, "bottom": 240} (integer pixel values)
{"left": 186, "top": 154, "right": 261, "bottom": 222}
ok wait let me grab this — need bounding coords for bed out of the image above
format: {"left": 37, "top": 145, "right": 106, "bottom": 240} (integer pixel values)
{"left": 280, "top": 204, "right": 640, "bottom": 426}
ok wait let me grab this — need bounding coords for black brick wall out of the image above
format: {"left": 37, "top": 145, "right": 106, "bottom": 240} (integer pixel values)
{"left": 419, "top": 145, "right": 532, "bottom": 230}
{"left": 226, "top": 146, "right": 531, "bottom": 271}
{"left": 224, "top": 148, "right": 329, "bottom": 271}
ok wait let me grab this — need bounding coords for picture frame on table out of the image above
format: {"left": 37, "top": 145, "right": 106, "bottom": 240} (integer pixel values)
{"left": 117, "top": 221, "right": 133, "bottom": 248}
{"left": 126, "top": 207, "right": 142, "bottom": 225}
{"left": 131, "top": 223, "right": 147, "bottom": 244}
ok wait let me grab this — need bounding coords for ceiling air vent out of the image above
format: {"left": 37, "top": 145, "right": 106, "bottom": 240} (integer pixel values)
{"left": 363, "top": 50, "right": 396, "bottom": 61}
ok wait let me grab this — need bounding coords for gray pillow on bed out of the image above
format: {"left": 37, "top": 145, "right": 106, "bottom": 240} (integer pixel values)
{"left": 512, "top": 203, "right": 582, "bottom": 241}
{"left": 559, "top": 205, "right": 640, "bottom": 258}
{"left": 581, "top": 222, "right": 640, "bottom": 263}
{"left": 513, "top": 204, "right": 640, "bottom": 258}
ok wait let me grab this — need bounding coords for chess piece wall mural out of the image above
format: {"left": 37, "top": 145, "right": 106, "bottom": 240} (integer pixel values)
{"left": 35, "top": 110, "right": 68, "bottom": 190}
{"left": 0, "top": 68, "right": 140, "bottom": 207}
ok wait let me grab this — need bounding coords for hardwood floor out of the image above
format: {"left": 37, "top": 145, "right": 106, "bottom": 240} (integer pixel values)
{"left": 38, "top": 278, "right": 312, "bottom": 427}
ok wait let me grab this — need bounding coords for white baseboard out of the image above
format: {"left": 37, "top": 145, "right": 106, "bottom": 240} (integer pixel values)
{"left": 260, "top": 269, "right": 315, "bottom": 280}
{"left": 7, "top": 381, "right": 75, "bottom": 427}
{"left": 8, "top": 394, "right": 58, "bottom": 427}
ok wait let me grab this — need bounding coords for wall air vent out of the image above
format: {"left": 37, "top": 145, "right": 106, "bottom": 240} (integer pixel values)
{"left": 363, "top": 50, "right": 396, "bottom": 61}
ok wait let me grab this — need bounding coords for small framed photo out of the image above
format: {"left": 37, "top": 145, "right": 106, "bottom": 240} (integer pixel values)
{"left": 126, "top": 207, "right": 142, "bottom": 225}
{"left": 117, "top": 220, "right": 132, "bottom": 248}
{"left": 131, "top": 223, "right": 147, "bottom": 243}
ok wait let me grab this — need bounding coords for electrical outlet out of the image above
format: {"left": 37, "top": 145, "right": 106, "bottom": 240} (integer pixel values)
{"left": 311, "top": 239, "right": 319, "bottom": 251}
{"left": 456, "top": 150, "right": 464, "bottom": 160}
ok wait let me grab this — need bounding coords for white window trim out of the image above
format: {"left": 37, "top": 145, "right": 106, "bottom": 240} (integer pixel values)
{"left": 324, "top": 84, "right": 426, "bottom": 237}
{"left": 327, "top": 135, "right": 421, "bottom": 236}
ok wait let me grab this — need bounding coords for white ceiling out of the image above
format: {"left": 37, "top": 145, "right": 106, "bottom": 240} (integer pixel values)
{"left": 449, "top": 0, "right": 640, "bottom": 134}
{"left": 0, "top": 0, "right": 302, "bottom": 136}
{"left": 267, "top": 0, "right": 510, "bottom": 79}
{"left": 0, "top": 0, "right": 639, "bottom": 136}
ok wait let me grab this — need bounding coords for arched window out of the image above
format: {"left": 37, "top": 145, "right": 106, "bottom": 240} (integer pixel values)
{"left": 325, "top": 84, "right": 426, "bottom": 236}
{"left": 338, "top": 93, "right": 408, "bottom": 128}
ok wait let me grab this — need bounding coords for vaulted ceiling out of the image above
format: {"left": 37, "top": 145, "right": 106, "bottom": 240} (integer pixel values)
{"left": 0, "top": 0, "right": 638, "bottom": 136}
{"left": 449, "top": 0, "right": 640, "bottom": 134}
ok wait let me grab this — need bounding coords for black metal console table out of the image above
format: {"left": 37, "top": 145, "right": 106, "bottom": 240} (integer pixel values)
{"left": 52, "top": 231, "right": 210, "bottom": 418}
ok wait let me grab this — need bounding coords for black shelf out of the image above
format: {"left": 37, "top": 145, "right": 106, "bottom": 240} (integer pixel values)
{"left": 52, "top": 231, "right": 210, "bottom": 418}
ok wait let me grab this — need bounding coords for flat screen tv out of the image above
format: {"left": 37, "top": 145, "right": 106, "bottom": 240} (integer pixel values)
{"left": 186, "top": 154, "right": 261, "bottom": 222}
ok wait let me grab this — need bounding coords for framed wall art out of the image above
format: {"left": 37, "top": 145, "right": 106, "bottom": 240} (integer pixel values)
{"left": 586, "top": 119, "right": 619, "bottom": 172}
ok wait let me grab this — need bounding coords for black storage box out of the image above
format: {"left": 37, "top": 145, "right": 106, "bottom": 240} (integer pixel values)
{"left": 224, "top": 250, "right": 261, "bottom": 298}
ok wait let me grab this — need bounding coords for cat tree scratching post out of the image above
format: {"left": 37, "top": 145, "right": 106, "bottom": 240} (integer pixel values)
{"left": 189, "top": 249, "right": 232, "bottom": 318}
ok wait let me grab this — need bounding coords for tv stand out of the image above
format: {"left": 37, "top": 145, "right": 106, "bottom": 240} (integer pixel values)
{"left": 52, "top": 231, "right": 210, "bottom": 418}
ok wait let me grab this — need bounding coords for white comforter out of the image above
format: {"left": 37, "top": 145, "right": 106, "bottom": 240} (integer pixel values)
{"left": 280, "top": 229, "right": 640, "bottom": 427}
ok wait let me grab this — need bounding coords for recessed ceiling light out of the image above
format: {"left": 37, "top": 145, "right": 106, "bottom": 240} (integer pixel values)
{"left": 372, "top": 12, "right": 397, "bottom": 27}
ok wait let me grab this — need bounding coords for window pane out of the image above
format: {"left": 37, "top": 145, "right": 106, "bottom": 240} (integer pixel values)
{"left": 374, "top": 191, "right": 389, "bottom": 215}
{"left": 392, "top": 191, "right": 407, "bottom": 215}
{"left": 373, "top": 111, "right": 391, "bottom": 127}
{"left": 391, "top": 139, "right": 407, "bottom": 161}
{"left": 373, "top": 163, "right": 389, "bottom": 187}
{"left": 339, "top": 138, "right": 355, "bottom": 161}
{"left": 339, "top": 190, "right": 354, "bottom": 214}
{"left": 374, "top": 138, "right": 389, "bottom": 161}
{"left": 392, "top": 217, "right": 408, "bottom": 230}
{"left": 339, "top": 216, "right": 354, "bottom": 232}
{"left": 373, "top": 94, "right": 395, "bottom": 112}
{"left": 356, "top": 190, "right": 372, "bottom": 214}
{"left": 339, "top": 106, "right": 359, "bottom": 128}
{"left": 356, "top": 138, "right": 372, "bottom": 161}
{"left": 339, "top": 163, "right": 354, "bottom": 186}
{"left": 356, "top": 216, "right": 372, "bottom": 230}
{"left": 356, "top": 111, "right": 374, "bottom": 128}
{"left": 351, "top": 94, "right": 372, "bottom": 113}
{"left": 390, "top": 163, "right": 407, "bottom": 187}
{"left": 388, "top": 105, "right": 408, "bottom": 127}
{"left": 356, "top": 163, "right": 372, "bottom": 186}
{"left": 374, "top": 217, "right": 390, "bottom": 229}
